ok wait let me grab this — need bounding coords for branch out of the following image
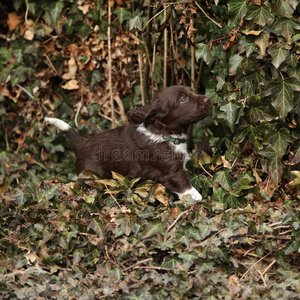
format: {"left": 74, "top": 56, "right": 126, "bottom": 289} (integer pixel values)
{"left": 195, "top": 1, "right": 222, "bottom": 28}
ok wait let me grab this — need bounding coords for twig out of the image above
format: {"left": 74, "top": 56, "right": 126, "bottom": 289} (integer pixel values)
{"left": 198, "top": 160, "right": 213, "bottom": 178}
{"left": 257, "top": 270, "right": 267, "bottom": 287}
{"left": 164, "top": 207, "right": 194, "bottom": 241}
{"left": 133, "top": 266, "right": 171, "bottom": 271}
{"left": 104, "top": 184, "right": 122, "bottom": 209}
{"left": 241, "top": 252, "right": 271, "bottom": 280}
{"left": 195, "top": 1, "right": 222, "bottom": 28}
{"left": 191, "top": 15, "right": 195, "bottom": 91}
{"left": 262, "top": 259, "right": 276, "bottom": 276}
{"left": 16, "top": 84, "right": 35, "bottom": 99}
{"left": 163, "top": 2, "right": 168, "bottom": 87}
{"left": 43, "top": 53, "right": 61, "bottom": 77}
{"left": 123, "top": 258, "right": 153, "bottom": 272}
{"left": 107, "top": 1, "right": 115, "bottom": 128}
{"left": 74, "top": 99, "right": 82, "bottom": 128}
{"left": 143, "top": 4, "right": 171, "bottom": 30}
{"left": 25, "top": 0, "right": 29, "bottom": 24}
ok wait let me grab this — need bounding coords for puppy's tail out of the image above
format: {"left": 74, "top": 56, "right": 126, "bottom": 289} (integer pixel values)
{"left": 44, "top": 117, "right": 86, "bottom": 150}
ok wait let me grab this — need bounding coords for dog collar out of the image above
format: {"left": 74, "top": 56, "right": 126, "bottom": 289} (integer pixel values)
{"left": 165, "top": 136, "right": 187, "bottom": 145}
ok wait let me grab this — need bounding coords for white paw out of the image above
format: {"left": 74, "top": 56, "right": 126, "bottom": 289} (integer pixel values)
{"left": 177, "top": 187, "right": 202, "bottom": 202}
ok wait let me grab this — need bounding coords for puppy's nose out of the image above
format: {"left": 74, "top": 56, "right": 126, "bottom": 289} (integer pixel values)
{"left": 203, "top": 97, "right": 210, "bottom": 104}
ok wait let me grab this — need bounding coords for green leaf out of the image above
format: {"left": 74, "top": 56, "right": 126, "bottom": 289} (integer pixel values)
{"left": 259, "top": 146, "right": 284, "bottom": 184}
{"left": 264, "top": 80, "right": 295, "bottom": 120}
{"left": 0, "top": 47, "right": 11, "bottom": 68}
{"left": 87, "top": 70, "right": 102, "bottom": 91}
{"left": 129, "top": 12, "right": 143, "bottom": 30}
{"left": 255, "top": 32, "right": 269, "bottom": 56}
{"left": 228, "top": 0, "right": 247, "bottom": 27}
{"left": 273, "top": 0, "right": 294, "bottom": 18}
{"left": 161, "top": 257, "right": 181, "bottom": 269}
{"left": 13, "top": 188, "right": 31, "bottom": 205}
{"left": 12, "top": 49, "right": 23, "bottom": 63}
{"left": 247, "top": 105, "right": 274, "bottom": 122}
{"left": 39, "top": 184, "right": 59, "bottom": 202}
{"left": 49, "top": 1, "right": 64, "bottom": 23}
{"left": 213, "top": 170, "right": 231, "bottom": 191}
{"left": 218, "top": 102, "right": 243, "bottom": 129}
{"left": 143, "top": 220, "right": 165, "bottom": 239}
{"left": 199, "top": 218, "right": 218, "bottom": 239}
{"left": 264, "top": 128, "right": 293, "bottom": 158}
{"left": 196, "top": 261, "right": 214, "bottom": 275}
{"left": 228, "top": 54, "right": 243, "bottom": 75}
{"left": 88, "top": 218, "right": 105, "bottom": 238}
{"left": 195, "top": 43, "right": 210, "bottom": 64}
{"left": 77, "top": 23, "right": 93, "bottom": 39}
{"left": 273, "top": 19, "right": 298, "bottom": 44}
{"left": 114, "top": 8, "right": 132, "bottom": 25}
{"left": 178, "top": 251, "right": 198, "bottom": 269}
{"left": 269, "top": 44, "right": 289, "bottom": 69}
{"left": 245, "top": 4, "right": 274, "bottom": 26}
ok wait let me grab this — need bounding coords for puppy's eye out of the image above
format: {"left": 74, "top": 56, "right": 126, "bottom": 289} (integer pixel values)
{"left": 180, "top": 96, "right": 188, "bottom": 103}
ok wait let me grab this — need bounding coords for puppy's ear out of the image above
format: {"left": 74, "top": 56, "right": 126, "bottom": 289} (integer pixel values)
{"left": 127, "top": 103, "right": 158, "bottom": 124}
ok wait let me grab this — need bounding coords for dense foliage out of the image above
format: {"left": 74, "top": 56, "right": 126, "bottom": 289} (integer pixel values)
{"left": 0, "top": 0, "right": 299, "bottom": 298}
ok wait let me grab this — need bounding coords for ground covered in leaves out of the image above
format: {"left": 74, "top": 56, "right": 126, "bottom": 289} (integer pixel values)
{"left": 1, "top": 171, "right": 300, "bottom": 299}
{"left": 1, "top": 0, "right": 300, "bottom": 298}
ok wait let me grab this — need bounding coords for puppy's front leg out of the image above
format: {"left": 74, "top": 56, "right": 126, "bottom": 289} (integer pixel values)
{"left": 177, "top": 187, "right": 202, "bottom": 201}
{"left": 161, "top": 170, "right": 203, "bottom": 202}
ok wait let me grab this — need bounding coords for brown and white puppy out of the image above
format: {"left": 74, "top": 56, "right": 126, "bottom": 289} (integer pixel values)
{"left": 45, "top": 85, "right": 212, "bottom": 201}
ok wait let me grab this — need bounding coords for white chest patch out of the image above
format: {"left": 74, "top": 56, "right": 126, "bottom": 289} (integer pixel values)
{"left": 136, "top": 124, "right": 190, "bottom": 166}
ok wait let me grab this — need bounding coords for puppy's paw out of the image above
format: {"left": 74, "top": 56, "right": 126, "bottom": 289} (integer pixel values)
{"left": 178, "top": 187, "right": 202, "bottom": 202}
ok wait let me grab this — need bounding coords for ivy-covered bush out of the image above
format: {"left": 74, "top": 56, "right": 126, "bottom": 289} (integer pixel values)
{"left": 0, "top": 0, "right": 299, "bottom": 298}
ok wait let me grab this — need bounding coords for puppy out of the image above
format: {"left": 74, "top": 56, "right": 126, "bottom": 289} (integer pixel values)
{"left": 45, "top": 85, "right": 212, "bottom": 201}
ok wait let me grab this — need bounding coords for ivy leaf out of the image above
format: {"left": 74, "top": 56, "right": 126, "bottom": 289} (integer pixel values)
{"left": 269, "top": 45, "right": 289, "bottom": 69}
{"left": 273, "top": 0, "right": 294, "bottom": 18}
{"left": 264, "top": 128, "right": 293, "bottom": 158}
{"left": 88, "top": 218, "right": 105, "bottom": 239}
{"left": 38, "top": 184, "right": 60, "bottom": 202}
{"left": 245, "top": 4, "right": 274, "bottom": 26}
{"left": 264, "top": 80, "right": 296, "bottom": 120}
{"left": 77, "top": 23, "right": 93, "bottom": 40}
{"left": 247, "top": 105, "right": 274, "bottom": 122}
{"left": 273, "top": 19, "right": 298, "bottom": 44}
{"left": 49, "top": 1, "right": 64, "bottom": 23}
{"left": 228, "top": 54, "right": 243, "bottom": 75}
{"left": 114, "top": 8, "right": 132, "bottom": 25}
{"left": 178, "top": 251, "right": 198, "bottom": 269}
{"left": 196, "top": 261, "right": 214, "bottom": 275}
{"left": 213, "top": 170, "right": 231, "bottom": 191}
{"left": 259, "top": 146, "right": 283, "bottom": 185}
{"left": 129, "top": 12, "right": 143, "bottom": 30}
{"left": 199, "top": 218, "right": 218, "bottom": 239}
{"left": 161, "top": 257, "right": 181, "bottom": 269}
{"left": 13, "top": 188, "right": 31, "bottom": 205}
{"left": 87, "top": 70, "right": 102, "bottom": 91}
{"left": 218, "top": 102, "right": 243, "bottom": 129}
{"left": 195, "top": 43, "right": 210, "bottom": 64}
{"left": 228, "top": 0, "right": 247, "bottom": 27}
{"left": 143, "top": 220, "right": 165, "bottom": 238}
{"left": 255, "top": 32, "right": 269, "bottom": 56}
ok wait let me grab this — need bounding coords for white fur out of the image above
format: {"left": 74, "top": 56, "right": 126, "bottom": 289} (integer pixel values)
{"left": 137, "top": 123, "right": 189, "bottom": 166}
{"left": 177, "top": 187, "right": 202, "bottom": 201}
{"left": 45, "top": 117, "right": 71, "bottom": 131}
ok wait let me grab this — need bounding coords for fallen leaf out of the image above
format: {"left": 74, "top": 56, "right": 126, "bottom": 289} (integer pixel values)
{"left": 62, "top": 79, "right": 79, "bottom": 90}
{"left": 8, "top": 12, "right": 22, "bottom": 31}
{"left": 242, "top": 30, "right": 262, "bottom": 36}
{"left": 62, "top": 56, "right": 77, "bottom": 79}
{"left": 154, "top": 184, "right": 169, "bottom": 206}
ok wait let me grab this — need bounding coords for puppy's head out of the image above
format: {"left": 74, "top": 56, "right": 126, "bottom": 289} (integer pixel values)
{"left": 127, "top": 85, "right": 212, "bottom": 134}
